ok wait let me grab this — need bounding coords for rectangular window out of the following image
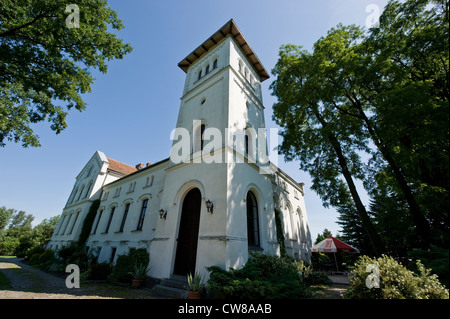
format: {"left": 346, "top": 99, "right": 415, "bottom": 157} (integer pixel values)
{"left": 119, "top": 203, "right": 130, "bottom": 232}
{"left": 110, "top": 247, "right": 117, "bottom": 264}
{"left": 105, "top": 207, "right": 115, "bottom": 233}
{"left": 200, "top": 124, "right": 206, "bottom": 151}
{"left": 136, "top": 199, "right": 148, "bottom": 231}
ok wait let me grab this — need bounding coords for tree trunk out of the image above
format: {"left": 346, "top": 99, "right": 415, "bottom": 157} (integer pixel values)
{"left": 314, "top": 110, "right": 384, "bottom": 255}
{"left": 351, "top": 96, "right": 432, "bottom": 247}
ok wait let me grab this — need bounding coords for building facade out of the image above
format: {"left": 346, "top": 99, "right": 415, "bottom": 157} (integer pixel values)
{"left": 47, "top": 19, "right": 312, "bottom": 280}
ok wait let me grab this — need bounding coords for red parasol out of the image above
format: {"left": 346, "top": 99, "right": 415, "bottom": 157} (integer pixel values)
{"left": 311, "top": 236, "right": 359, "bottom": 271}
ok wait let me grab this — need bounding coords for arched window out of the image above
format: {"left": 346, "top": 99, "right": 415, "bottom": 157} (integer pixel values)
{"left": 198, "top": 69, "right": 202, "bottom": 80}
{"left": 213, "top": 59, "right": 218, "bottom": 69}
{"left": 205, "top": 64, "right": 210, "bottom": 74}
{"left": 246, "top": 191, "right": 260, "bottom": 247}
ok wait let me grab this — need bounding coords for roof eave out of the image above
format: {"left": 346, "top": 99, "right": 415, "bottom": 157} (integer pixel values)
{"left": 178, "top": 19, "right": 269, "bottom": 82}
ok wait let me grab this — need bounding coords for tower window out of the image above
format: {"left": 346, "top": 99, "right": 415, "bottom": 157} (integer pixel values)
{"left": 246, "top": 191, "right": 260, "bottom": 247}
{"left": 198, "top": 69, "right": 202, "bottom": 80}
{"left": 213, "top": 59, "right": 218, "bottom": 69}
{"left": 200, "top": 124, "right": 206, "bottom": 151}
{"left": 205, "top": 64, "right": 210, "bottom": 74}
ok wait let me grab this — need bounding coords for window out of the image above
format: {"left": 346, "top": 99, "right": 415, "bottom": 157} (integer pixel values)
{"left": 105, "top": 207, "right": 115, "bottom": 233}
{"left": 84, "top": 181, "right": 93, "bottom": 199}
{"left": 128, "top": 182, "right": 136, "bottom": 193}
{"left": 213, "top": 59, "right": 218, "bottom": 69}
{"left": 86, "top": 165, "right": 93, "bottom": 177}
{"left": 92, "top": 210, "right": 103, "bottom": 234}
{"left": 200, "top": 124, "right": 206, "bottom": 151}
{"left": 246, "top": 191, "right": 260, "bottom": 247}
{"left": 110, "top": 247, "right": 117, "bottom": 264}
{"left": 77, "top": 185, "right": 84, "bottom": 201}
{"left": 68, "top": 211, "right": 80, "bottom": 234}
{"left": 136, "top": 199, "right": 148, "bottom": 231}
{"left": 205, "top": 64, "right": 209, "bottom": 74}
{"left": 69, "top": 187, "right": 78, "bottom": 204}
{"left": 193, "top": 122, "right": 206, "bottom": 153}
{"left": 57, "top": 215, "right": 67, "bottom": 235}
{"left": 119, "top": 203, "right": 130, "bottom": 232}
{"left": 245, "top": 135, "right": 249, "bottom": 155}
{"left": 198, "top": 69, "right": 202, "bottom": 80}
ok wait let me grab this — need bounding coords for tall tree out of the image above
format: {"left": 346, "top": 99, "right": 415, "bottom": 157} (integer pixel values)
{"left": 270, "top": 43, "right": 384, "bottom": 255}
{"left": 271, "top": 0, "right": 448, "bottom": 252}
{"left": 0, "top": 0, "right": 132, "bottom": 147}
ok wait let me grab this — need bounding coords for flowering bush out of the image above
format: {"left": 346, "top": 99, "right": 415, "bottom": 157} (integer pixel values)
{"left": 346, "top": 255, "right": 449, "bottom": 299}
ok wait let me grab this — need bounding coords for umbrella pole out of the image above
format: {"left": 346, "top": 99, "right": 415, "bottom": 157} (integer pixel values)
{"left": 334, "top": 252, "right": 339, "bottom": 272}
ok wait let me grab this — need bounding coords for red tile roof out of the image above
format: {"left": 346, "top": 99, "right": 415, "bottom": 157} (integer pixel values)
{"left": 107, "top": 157, "right": 138, "bottom": 175}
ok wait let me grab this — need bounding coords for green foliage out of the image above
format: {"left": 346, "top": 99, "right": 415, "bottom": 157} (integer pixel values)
{"left": 0, "top": 0, "right": 133, "bottom": 147}
{"left": 88, "top": 262, "right": 113, "bottom": 281}
{"left": 346, "top": 255, "right": 449, "bottom": 299}
{"left": 78, "top": 199, "right": 100, "bottom": 246}
{"left": 109, "top": 248, "right": 149, "bottom": 283}
{"left": 270, "top": 0, "right": 449, "bottom": 254}
{"left": 207, "top": 253, "right": 311, "bottom": 299}
{"left": 57, "top": 242, "right": 93, "bottom": 272}
{"left": 408, "top": 245, "right": 449, "bottom": 288}
{"left": 0, "top": 206, "right": 59, "bottom": 257}
{"left": 274, "top": 209, "right": 287, "bottom": 256}
{"left": 187, "top": 272, "right": 205, "bottom": 292}
{"left": 39, "top": 248, "right": 55, "bottom": 263}
{"left": 296, "top": 259, "right": 333, "bottom": 285}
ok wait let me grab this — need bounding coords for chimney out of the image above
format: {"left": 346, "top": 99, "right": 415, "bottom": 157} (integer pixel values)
{"left": 135, "top": 163, "right": 144, "bottom": 170}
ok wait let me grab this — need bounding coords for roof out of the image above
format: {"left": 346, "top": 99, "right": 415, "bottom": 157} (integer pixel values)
{"left": 178, "top": 19, "right": 270, "bottom": 82}
{"left": 106, "top": 157, "right": 138, "bottom": 176}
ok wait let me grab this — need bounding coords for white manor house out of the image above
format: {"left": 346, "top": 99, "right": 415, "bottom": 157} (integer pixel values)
{"left": 47, "top": 20, "right": 312, "bottom": 281}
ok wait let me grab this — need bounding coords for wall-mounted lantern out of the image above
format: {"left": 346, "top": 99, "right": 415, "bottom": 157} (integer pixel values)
{"left": 205, "top": 199, "right": 214, "bottom": 214}
{"left": 159, "top": 209, "right": 167, "bottom": 220}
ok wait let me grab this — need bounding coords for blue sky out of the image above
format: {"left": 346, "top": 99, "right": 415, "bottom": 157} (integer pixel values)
{"left": 0, "top": 0, "right": 389, "bottom": 241}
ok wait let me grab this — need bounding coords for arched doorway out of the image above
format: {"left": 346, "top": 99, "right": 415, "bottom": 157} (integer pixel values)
{"left": 174, "top": 188, "right": 202, "bottom": 276}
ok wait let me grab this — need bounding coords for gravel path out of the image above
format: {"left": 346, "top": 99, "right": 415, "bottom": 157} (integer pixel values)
{"left": 0, "top": 258, "right": 155, "bottom": 299}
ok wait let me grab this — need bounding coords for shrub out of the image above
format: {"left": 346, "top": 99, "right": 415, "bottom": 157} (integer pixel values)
{"left": 408, "top": 245, "right": 449, "bottom": 288}
{"left": 89, "top": 262, "right": 113, "bottom": 280}
{"left": 57, "top": 243, "right": 93, "bottom": 272}
{"left": 109, "top": 248, "right": 150, "bottom": 283}
{"left": 207, "top": 253, "right": 311, "bottom": 299}
{"left": 39, "top": 249, "right": 55, "bottom": 263}
{"left": 346, "top": 255, "right": 449, "bottom": 299}
{"left": 29, "top": 253, "right": 41, "bottom": 264}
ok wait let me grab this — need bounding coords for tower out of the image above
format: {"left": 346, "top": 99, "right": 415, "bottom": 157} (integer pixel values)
{"left": 150, "top": 20, "right": 284, "bottom": 279}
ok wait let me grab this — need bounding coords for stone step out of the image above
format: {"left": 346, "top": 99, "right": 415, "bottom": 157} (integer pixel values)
{"left": 152, "top": 276, "right": 189, "bottom": 299}
{"left": 153, "top": 283, "right": 188, "bottom": 299}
